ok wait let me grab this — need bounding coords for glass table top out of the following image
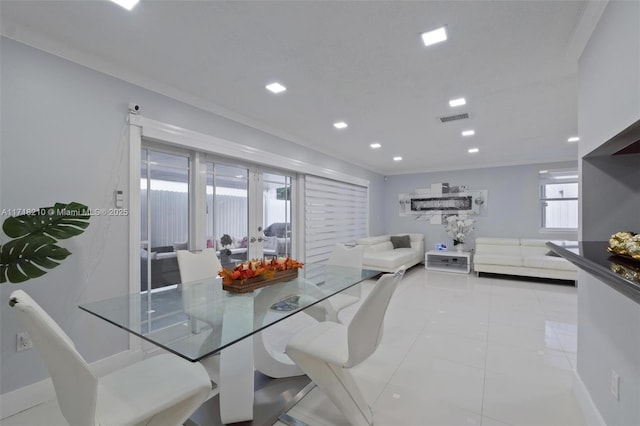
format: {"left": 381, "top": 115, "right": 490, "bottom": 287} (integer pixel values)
{"left": 79, "top": 264, "right": 379, "bottom": 362}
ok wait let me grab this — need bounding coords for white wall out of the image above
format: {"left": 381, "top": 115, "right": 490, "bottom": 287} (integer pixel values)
{"left": 382, "top": 161, "right": 578, "bottom": 249}
{"left": 577, "top": 1, "right": 640, "bottom": 424}
{"left": 0, "top": 37, "right": 384, "bottom": 395}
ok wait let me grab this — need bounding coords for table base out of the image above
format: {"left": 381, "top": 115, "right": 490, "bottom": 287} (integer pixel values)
{"left": 186, "top": 371, "right": 311, "bottom": 426}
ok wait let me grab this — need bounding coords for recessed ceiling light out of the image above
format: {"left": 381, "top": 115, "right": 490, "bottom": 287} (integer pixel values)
{"left": 370, "top": 143, "right": 382, "bottom": 149}
{"left": 393, "top": 156, "right": 403, "bottom": 161}
{"left": 110, "top": 0, "right": 139, "bottom": 10}
{"left": 333, "top": 121, "right": 348, "bottom": 129}
{"left": 567, "top": 136, "right": 580, "bottom": 142}
{"left": 265, "top": 82, "right": 287, "bottom": 94}
{"left": 449, "top": 98, "right": 466, "bottom": 107}
{"left": 468, "top": 148, "right": 479, "bottom": 153}
{"left": 539, "top": 170, "right": 549, "bottom": 174}
{"left": 462, "top": 130, "right": 475, "bottom": 137}
{"left": 421, "top": 26, "right": 448, "bottom": 46}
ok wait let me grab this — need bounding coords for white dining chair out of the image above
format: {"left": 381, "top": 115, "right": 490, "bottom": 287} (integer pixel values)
{"left": 176, "top": 248, "right": 224, "bottom": 382}
{"left": 176, "top": 248, "right": 257, "bottom": 422}
{"left": 176, "top": 248, "right": 222, "bottom": 283}
{"left": 285, "top": 265, "right": 406, "bottom": 426}
{"left": 326, "top": 244, "right": 364, "bottom": 318}
{"left": 304, "top": 244, "right": 364, "bottom": 323}
{"left": 9, "top": 289, "right": 211, "bottom": 426}
{"left": 253, "top": 245, "right": 363, "bottom": 378}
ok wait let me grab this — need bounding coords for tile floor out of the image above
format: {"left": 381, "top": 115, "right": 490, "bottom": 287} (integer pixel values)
{"left": 3, "top": 267, "right": 585, "bottom": 426}
{"left": 277, "top": 267, "right": 585, "bottom": 426}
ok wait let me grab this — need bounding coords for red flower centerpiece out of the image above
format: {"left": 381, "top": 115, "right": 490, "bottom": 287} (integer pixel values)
{"left": 218, "top": 257, "right": 304, "bottom": 293}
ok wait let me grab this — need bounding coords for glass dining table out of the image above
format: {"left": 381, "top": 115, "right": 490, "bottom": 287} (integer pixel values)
{"left": 79, "top": 264, "right": 380, "bottom": 425}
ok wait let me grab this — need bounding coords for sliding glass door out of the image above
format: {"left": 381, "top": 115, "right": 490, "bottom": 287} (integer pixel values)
{"left": 261, "top": 172, "right": 292, "bottom": 259}
{"left": 206, "top": 163, "right": 249, "bottom": 269}
{"left": 205, "top": 160, "right": 294, "bottom": 266}
{"left": 140, "top": 148, "right": 189, "bottom": 292}
{"left": 139, "top": 143, "right": 297, "bottom": 297}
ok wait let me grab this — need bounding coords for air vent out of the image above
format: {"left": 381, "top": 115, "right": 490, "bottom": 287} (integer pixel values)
{"left": 439, "top": 113, "right": 469, "bottom": 123}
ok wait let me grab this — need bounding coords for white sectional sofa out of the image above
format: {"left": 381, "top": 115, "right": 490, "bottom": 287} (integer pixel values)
{"left": 474, "top": 237, "right": 577, "bottom": 281}
{"left": 356, "top": 233, "right": 425, "bottom": 272}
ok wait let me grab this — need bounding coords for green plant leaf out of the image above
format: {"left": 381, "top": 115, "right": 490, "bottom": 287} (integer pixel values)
{"left": 2, "top": 202, "right": 90, "bottom": 240}
{"left": 0, "top": 236, "right": 71, "bottom": 283}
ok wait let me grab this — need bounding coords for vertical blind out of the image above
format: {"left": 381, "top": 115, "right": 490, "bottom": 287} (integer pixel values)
{"left": 305, "top": 175, "right": 368, "bottom": 264}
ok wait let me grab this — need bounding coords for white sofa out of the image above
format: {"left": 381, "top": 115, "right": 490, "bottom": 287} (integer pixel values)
{"left": 356, "top": 233, "right": 425, "bottom": 272}
{"left": 474, "top": 237, "right": 577, "bottom": 281}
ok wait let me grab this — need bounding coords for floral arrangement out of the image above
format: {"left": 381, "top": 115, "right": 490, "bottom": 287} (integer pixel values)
{"left": 218, "top": 256, "right": 304, "bottom": 285}
{"left": 444, "top": 214, "right": 476, "bottom": 246}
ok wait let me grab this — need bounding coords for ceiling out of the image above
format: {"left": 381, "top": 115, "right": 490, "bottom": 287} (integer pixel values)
{"left": 1, "top": 0, "right": 592, "bottom": 175}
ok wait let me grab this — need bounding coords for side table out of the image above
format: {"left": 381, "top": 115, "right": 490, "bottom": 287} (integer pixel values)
{"left": 425, "top": 250, "right": 472, "bottom": 274}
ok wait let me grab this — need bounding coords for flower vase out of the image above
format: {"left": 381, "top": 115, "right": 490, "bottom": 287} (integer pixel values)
{"left": 455, "top": 243, "right": 464, "bottom": 252}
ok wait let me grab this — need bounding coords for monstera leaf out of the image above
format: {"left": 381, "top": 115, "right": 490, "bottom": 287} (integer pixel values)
{"left": 0, "top": 202, "right": 90, "bottom": 284}
{"left": 3, "top": 202, "right": 90, "bottom": 240}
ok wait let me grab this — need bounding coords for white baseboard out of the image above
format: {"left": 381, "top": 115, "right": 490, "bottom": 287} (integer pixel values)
{"left": 0, "top": 349, "right": 143, "bottom": 420}
{"left": 572, "top": 369, "right": 606, "bottom": 426}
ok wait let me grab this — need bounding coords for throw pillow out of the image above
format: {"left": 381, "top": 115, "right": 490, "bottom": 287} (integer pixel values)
{"left": 390, "top": 235, "right": 411, "bottom": 249}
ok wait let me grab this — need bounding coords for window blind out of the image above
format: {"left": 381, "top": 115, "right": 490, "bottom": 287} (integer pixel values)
{"left": 304, "top": 175, "right": 368, "bottom": 265}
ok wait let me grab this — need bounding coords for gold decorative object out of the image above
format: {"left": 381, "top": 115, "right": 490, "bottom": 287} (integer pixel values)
{"left": 607, "top": 231, "right": 640, "bottom": 261}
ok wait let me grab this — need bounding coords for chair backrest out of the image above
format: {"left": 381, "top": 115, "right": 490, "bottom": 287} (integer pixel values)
{"left": 346, "top": 265, "right": 406, "bottom": 367}
{"left": 326, "top": 244, "right": 364, "bottom": 269}
{"left": 9, "top": 290, "right": 98, "bottom": 426}
{"left": 176, "top": 248, "right": 222, "bottom": 283}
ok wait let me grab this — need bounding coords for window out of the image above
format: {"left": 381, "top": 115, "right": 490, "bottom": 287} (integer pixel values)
{"left": 539, "top": 169, "right": 578, "bottom": 230}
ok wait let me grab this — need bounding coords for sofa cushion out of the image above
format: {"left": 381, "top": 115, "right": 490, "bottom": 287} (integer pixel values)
{"left": 523, "top": 256, "right": 576, "bottom": 271}
{"left": 390, "top": 235, "right": 411, "bottom": 249}
{"left": 476, "top": 244, "right": 520, "bottom": 255}
{"left": 476, "top": 237, "right": 521, "bottom": 246}
{"left": 356, "top": 235, "right": 390, "bottom": 245}
{"left": 365, "top": 241, "right": 394, "bottom": 252}
{"left": 364, "top": 248, "right": 416, "bottom": 269}
{"left": 474, "top": 254, "right": 523, "bottom": 267}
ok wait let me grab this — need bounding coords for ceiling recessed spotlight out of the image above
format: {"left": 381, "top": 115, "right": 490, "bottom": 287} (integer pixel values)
{"left": 468, "top": 148, "right": 479, "bottom": 154}
{"left": 110, "top": 0, "right": 139, "bottom": 10}
{"left": 333, "top": 121, "right": 348, "bottom": 129}
{"left": 393, "top": 156, "right": 403, "bottom": 161}
{"left": 462, "top": 129, "right": 475, "bottom": 137}
{"left": 265, "top": 82, "right": 287, "bottom": 94}
{"left": 421, "top": 26, "right": 448, "bottom": 47}
{"left": 539, "top": 170, "right": 549, "bottom": 174}
{"left": 449, "top": 97, "right": 466, "bottom": 107}
{"left": 370, "top": 143, "right": 382, "bottom": 149}
{"left": 567, "top": 136, "right": 580, "bottom": 142}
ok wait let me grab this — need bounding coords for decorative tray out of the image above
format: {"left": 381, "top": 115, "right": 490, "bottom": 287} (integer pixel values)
{"left": 222, "top": 268, "right": 298, "bottom": 293}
